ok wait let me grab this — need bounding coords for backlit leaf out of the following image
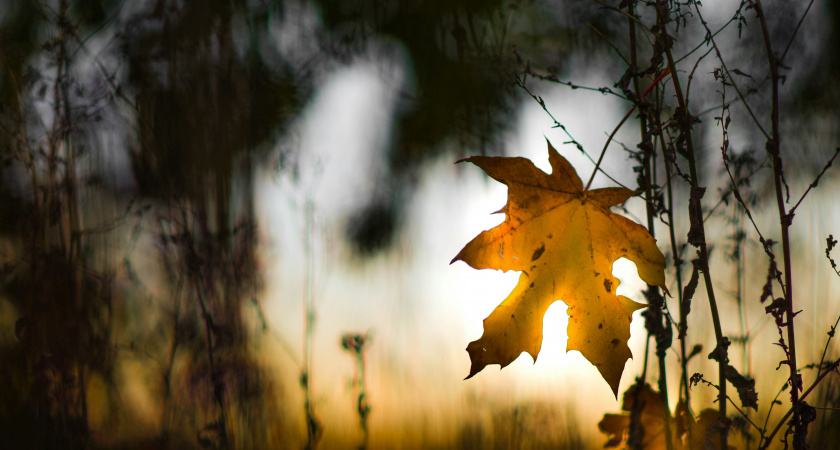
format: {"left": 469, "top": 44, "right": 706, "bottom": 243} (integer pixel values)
{"left": 452, "top": 140, "right": 668, "bottom": 395}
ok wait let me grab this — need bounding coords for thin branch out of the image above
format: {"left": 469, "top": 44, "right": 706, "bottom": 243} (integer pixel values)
{"left": 691, "top": 2, "right": 770, "bottom": 139}
{"left": 514, "top": 73, "right": 631, "bottom": 189}
{"left": 779, "top": 0, "right": 816, "bottom": 66}
{"left": 761, "top": 383, "right": 788, "bottom": 440}
{"left": 692, "top": 374, "right": 765, "bottom": 437}
{"left": 516, "top": 56, "right": 628, "bottom": 100}
{"left": 676, "top": 15, "right": 737, "bottom": 64}
{"left": 789, "top": 147, "right": 840, "bottom": 216}
{"left": 585, "top": 106, "right": 636, "bottom": 193}
{"left": 816, "top": 315, "right": 840, "bottom": 380}
{"left": 684, "top": 46, "right": 714, "bottom": 107}
{"left": 592, "top": 0, "right": 655, "bottom": 35}
{"left": 583, "top": 20, "right": 630, "bottom": 66}
{"left": 584, "top": 68, "right": 671, "bottom": 191}
{"left": 727, "top": 395, "right": 766, "bottom": 437}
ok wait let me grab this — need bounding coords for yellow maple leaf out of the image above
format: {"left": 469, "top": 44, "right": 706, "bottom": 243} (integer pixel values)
{"left": 452, "top": 140, "right": 667, "bottom": 395}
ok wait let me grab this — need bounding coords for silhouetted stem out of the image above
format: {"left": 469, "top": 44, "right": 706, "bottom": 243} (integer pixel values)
{"left": 655, "top": 1, "right": 727, "bottom": 447}
{"left": 627, "top": 5, "right": 672, "bottom": 447}
{"left": 754, "top": 1, "right": 803, "bottom": 446}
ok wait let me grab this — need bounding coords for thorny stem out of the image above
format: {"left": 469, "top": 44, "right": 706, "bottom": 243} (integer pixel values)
{"left": 754, "top": 1, "right": 803, "bottom": 447}
{"left": 655, "top": 1, "right": 727, "bottom": 447}
{"left": 518, "top": 62, "right": 627, "bottom": 100}
{"left": 627, "top": 5, "right": 672, "bottom": 448}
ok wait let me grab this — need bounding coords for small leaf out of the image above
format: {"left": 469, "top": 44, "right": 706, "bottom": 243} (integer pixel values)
{"left": 731, "top": 68, "right": 754, "bottom": 78}
{"left": 679, "top": 259, "right": 700, "bottom": 340}
{"left": 687, "top": 344, "right": 703, "bottom": 361}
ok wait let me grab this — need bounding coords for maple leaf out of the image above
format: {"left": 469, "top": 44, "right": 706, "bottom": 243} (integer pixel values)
{"left": 598, "top": 383, "right": 733, "bottom": 449}
{"left": 452, "top": 140, "right": 667, "bottom": 395}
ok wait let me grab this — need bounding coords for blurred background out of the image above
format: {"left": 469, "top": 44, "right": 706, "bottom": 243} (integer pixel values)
{"left": 1, "top": 0, "right": 840, "bottom": 448}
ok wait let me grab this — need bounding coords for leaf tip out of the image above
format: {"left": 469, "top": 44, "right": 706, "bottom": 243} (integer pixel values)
{"left": 450, "top": 246, "right": 469, "bottom": 265}
{"left": 544, "top": 135, "right": 555, "bottom": 149}
{"left": 545, "top": 137, "right": 559, "bottom": 156}
{"left": 464, "top": 363, "right": 484, "bottom": 380}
